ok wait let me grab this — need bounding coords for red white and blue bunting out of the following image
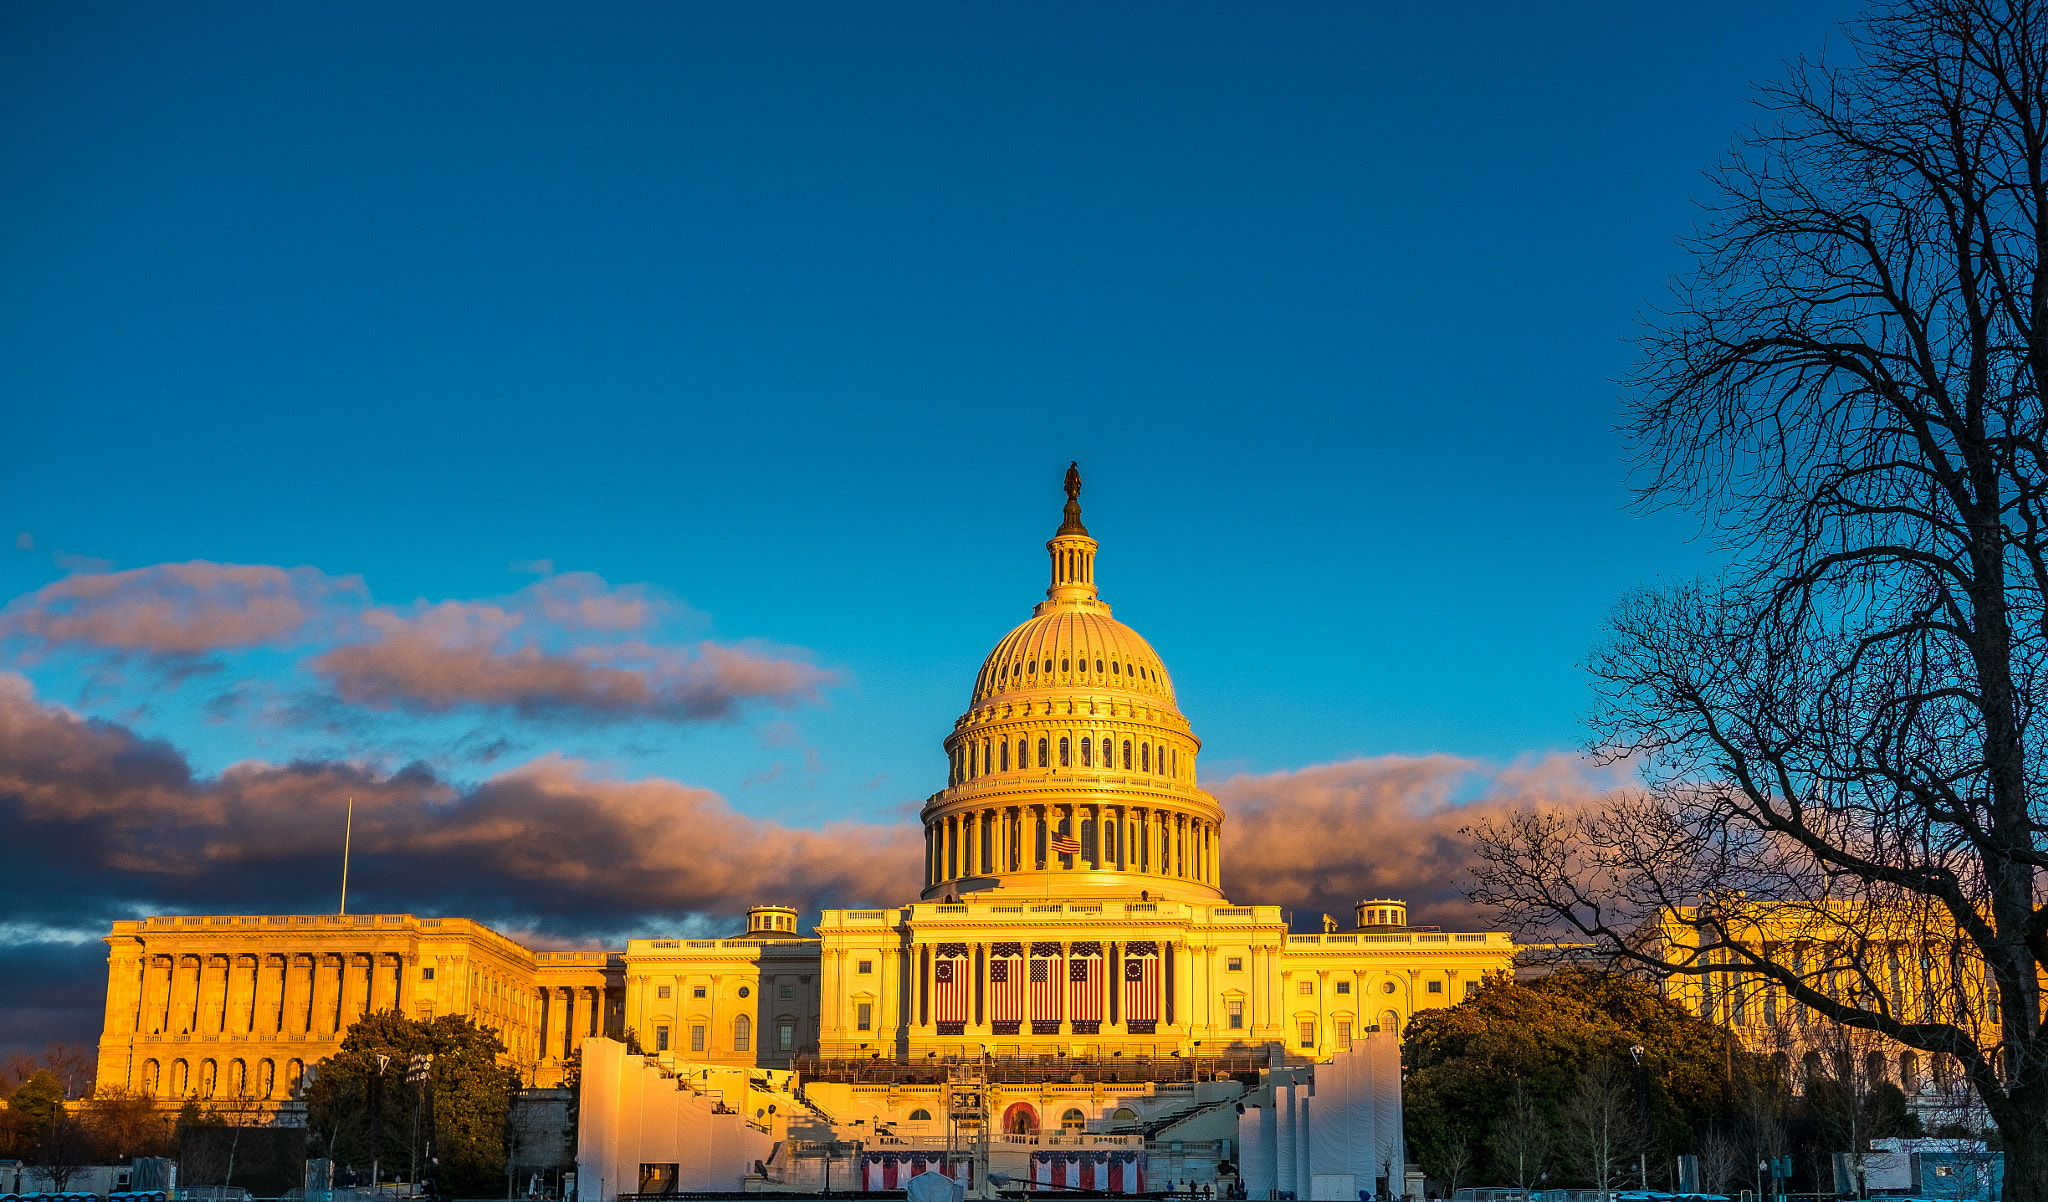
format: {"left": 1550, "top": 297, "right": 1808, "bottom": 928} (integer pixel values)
{"left": 1029, "top": 1150, "right": 1144, "bottom": 1193}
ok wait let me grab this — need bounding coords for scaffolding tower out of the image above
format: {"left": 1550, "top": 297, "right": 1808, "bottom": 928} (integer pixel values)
{"left": 945, "top": 1062, "right": 992, "bottom": 1198}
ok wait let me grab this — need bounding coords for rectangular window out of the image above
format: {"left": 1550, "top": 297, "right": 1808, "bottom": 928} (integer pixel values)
{"left": 1299, "top": 1022, "right": 1315, "bottom": 1047}
{"left": 1337, "top": 1022, "right": 1352, "bottom": 1050}
{"left": 1336, "top": 981, "right": 1351, "bottom": 995}
{"left": 693, "top": 986, "right": 706, "bottom": 998}
{"left": 857, "top": 1002, "right": 873, "bottom": 1031}
{"left": 690, "top": 1025, "right": 705, "bottom": 1052}
{"left": 1227, "top": 957, "right": 1243, "bottom": 972}
{"left": 1464, "top": 981, "right": 1479, "bottom": 998}
{"left": 779, "top": 1023, "right": 795, "bottom": 1051}
{"left": 1427, "top": 980, "right": 1442, "bottom": 994}
{"left": 422, "top": 967, "right": 435, "bottom": 980}
{"left": 858, "top": 960, "right": 873, "bottom": 975}
{"left": 1298, "top": 981, "right": 1314, "bottom": 995}
{"left": 1227, "top": 1001, "right": 1244, "bottom": 1030}
{"left": 657, "top": 985, "right": 671, "bottom": 998}
{"left": 655, "top": 1025, "right": 670, "bottom": 1052}
{"left": 780, "top": 984, "right": 794, "bottom": 999}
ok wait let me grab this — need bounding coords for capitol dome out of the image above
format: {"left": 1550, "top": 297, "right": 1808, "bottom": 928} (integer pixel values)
{"left": 920, "top": 465, "right": 1222, "bottom": 902}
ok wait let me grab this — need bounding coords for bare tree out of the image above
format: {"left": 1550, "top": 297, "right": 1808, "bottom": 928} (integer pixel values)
{"left": 1425, "top": 1128, "right": 1478, "bottom": 1199}
{"left": 1698, "top": 1130, "right": 1747, "bottom": 1195}
{"left": 30, "top": 1112, "right": 93, "bottom": 1193}
{"left": 1560, "top": 1061, "right": 1643, "bottom": 1198}
{"left": 1487, "top": 1083, "right": 1553, "bottom": 1192}
{"left": 1465, "top": 3, "right": 2048, "bottom": 1199}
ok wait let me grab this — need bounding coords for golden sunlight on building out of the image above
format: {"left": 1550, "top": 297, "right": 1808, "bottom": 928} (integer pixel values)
{"left": 93, "top": 467, "right": 1515, "bottom": 1193}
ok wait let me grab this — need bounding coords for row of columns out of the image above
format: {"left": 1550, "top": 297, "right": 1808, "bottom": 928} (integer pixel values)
{"left": 536, "top": 984, "right": 608, "bottom": 1062}
{"left": 926, "top": 805, "right": 1218, "bottom": 889}
{"left": 951, "top": 733, "right": 1187, "bottom": 786}
{"left": 129, "top": 951, "right": 407, "bottom": 1039}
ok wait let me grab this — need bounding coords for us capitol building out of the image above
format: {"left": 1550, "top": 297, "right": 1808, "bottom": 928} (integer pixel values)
{"left": 91, "top": 469, "right": 1513, "bottom": 1194}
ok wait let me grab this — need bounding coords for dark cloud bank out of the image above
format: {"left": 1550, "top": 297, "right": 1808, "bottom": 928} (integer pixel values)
{"left": 0, "top": 673, "right": 1618, "bottom": 1061}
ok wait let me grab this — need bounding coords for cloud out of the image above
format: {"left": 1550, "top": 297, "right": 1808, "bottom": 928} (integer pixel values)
{"left": 1212, "top": 753, "right": 1623, "bottom": 930}
{"left": 0, "top": 673, "right": 917, "bottom": 934}
{"left": 509, "top": 558, "right": 555, "bottom": 577}
{"left": 1, "top": 561, "right": 361, "bottom": 658}
{"left": 13, "top": 533, "right": 32, "bottom": 551}
{"left": 308, "top": 602, "right": 838, "bottom": 723}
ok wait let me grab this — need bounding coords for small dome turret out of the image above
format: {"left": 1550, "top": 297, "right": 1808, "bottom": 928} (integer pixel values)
{"left": 1356, "top": 899, "right": 1408, "bottom": 929}
{"left": 743, "top": 905, "right": 804, "bottom": 940}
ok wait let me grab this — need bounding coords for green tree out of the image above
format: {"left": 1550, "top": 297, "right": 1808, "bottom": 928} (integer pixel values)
{"left": 1404, "top": 970, "right": 1763, "bottom": 1185}
{"left": 8, "top": 1071, "right": 66, "bottom": 1138}
{"left": 306, "top": 1011, "right": 520, "bottom": 1197}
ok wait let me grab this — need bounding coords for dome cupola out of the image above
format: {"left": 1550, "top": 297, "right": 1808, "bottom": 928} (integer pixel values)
{"left": 919, "top": 465, "right": 1223, "bottom": 902}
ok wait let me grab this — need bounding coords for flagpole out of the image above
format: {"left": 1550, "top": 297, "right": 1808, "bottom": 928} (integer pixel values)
{"left": 339, "top": 796, "right": 354, "bottom": 916}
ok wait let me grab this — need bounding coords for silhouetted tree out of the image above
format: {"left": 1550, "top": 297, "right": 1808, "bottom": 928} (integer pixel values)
{"left": 1465, "top": 3, "right": 2048, "bottom": 1198}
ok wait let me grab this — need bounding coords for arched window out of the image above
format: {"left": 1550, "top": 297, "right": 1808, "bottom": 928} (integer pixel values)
{"left": 983, "top": 740, "right": 991, "bottom": 776}
{"left": 734, "top": 1015, "right": 751, "bottom": 1052}
{"left": 1141, "top": 743, "right": 1150, "bottom": 772}
{"left": 1027, "top": 659, "right": 1036, "bottom": 675}
{"left": 1080, "top": 818, "right": 1096, "bottom": 863}
{"left": 140, "top": 1059, "right": 159, "bottom": 1096}
{"left": 1380, "top": 1010, "right": 1399, "bottom": 1037}
{"left": 1101, "top": 738, "right": 1112, "bottom": 767}
{"left": 1001, "top": 740, "right": 1010, "bottom": 771}
{"left": 1036, "top": 817, "right": 1048, "bottom": 865}
{"left": 198, "top": 1059, "right": 217, "bottom": 1097}
{"left": 286, "top": 1059, "right": 304, "bottom": 1096}
{"left": 1059, "top": 737, "right": 1070, "bottom": 767}
{"left": 1095, "top": 659, "right": 1104, "bottom": 673}
{"left": 909, "top": 1108, "right": 933, "bottom": 1121}
{"left": 1122, "top": 740, "right": 1132, "bottom": 769}
{"left": 1082, "top": 738, "right": 1093, "bottom": 767}
{"left": 1172, "top": 748, "right": 1178, "bottom": 776}
{"left": 1038, "top": 737, "right": 1049, "bottom": 768}
{"left": 1770, "top": 1051, "right": 1792, "bottom": 1084}
{"left": 1017, "top": 737, "right": 1028, "bottom": 769}
{"left": 1112, "top": 661, "right": 1120, "bottom": 675}
{"left": 1866, "top": 1051, "right": 1890, "bottom": 1086}
{"left": 1900, "top": 1052, "right": 1919, "bottom": 1092}
{"left": 1802, "top": 1050, "right": 1824, "bottom": 1081}
{"left": 228, "top": 1059, "right": 246, "bottom": 1096}
{"left": 1061, "top": 1108, "right": 1086, "bottom": 1131}
{"left": 170, "top": 1059, "right": 189, "bottom": 1096}
{"left": 1113, "top": 1107, "right": 1137, "bottom": 1121}
{"left": 1062, "top": 658, "right": 1070, "bottom": 672}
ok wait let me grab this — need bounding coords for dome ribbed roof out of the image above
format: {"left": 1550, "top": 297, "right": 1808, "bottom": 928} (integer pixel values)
{"left": 971, "top": 608, "right": 1177, "bottom": 707}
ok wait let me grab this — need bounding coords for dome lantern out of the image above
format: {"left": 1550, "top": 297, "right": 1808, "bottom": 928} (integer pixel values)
{"left": 1045, "top": 460, "right": 1101, "bottom": 607}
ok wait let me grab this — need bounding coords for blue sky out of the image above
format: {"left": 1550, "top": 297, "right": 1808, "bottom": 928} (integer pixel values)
{"left": 0, "top": 1, "right": 1852, "bottom": 1051}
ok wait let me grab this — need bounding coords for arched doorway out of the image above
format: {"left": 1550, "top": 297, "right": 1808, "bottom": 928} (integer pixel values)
{"left": 1002, "top": 1102, "right": 1039, "bottom": 1134}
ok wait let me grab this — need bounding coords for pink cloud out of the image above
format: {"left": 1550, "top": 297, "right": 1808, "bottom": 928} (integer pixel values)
{"left": 307, "top": 602, "right": 838, "bottom": 722}
{"left": 0, "top": 562, "right": 360, "bottom": 657}
{"left": 1213, "top": 753, "right": 1623, "bottom": 929}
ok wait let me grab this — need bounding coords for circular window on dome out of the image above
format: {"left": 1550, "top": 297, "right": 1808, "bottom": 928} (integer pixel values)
{"left": 739, "top": 986, "right": 751, "bottom": 998}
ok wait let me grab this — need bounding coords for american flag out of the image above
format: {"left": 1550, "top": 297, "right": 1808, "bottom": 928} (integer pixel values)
{"left": 1123, "top": 940, "right": 1161, "bottom": 1027}
{"left": 1030, "top": 941, "right": 1063, "bottom": 1028}
{"left": 934, "top": 943, "right": 971, "bottom": 1026}
{"left": 1070, "top": 941, "right": 1104, "bottom": 1024}
{"left": 1049, "top": 830, "right": 1081, "bottom": 857}
{"left": 988, "top": 943, "right": 1024, "bottom": 1027}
